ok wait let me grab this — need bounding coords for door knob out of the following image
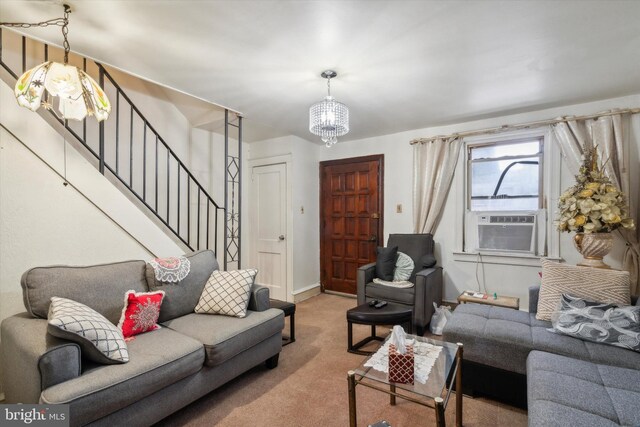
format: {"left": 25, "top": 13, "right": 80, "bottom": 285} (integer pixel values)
{"left": 369, "top": 235, "right": 377, "bottom": 242}
{"left": 279, "top": 235, "right": 285, "bottom": 241}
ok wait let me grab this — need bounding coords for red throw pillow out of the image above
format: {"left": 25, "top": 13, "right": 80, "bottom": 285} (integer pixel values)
{"left": 118, "top": 290, "right": 165, "bottom": 338}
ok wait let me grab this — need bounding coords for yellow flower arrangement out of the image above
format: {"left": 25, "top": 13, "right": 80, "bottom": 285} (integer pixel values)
{"left": 556, "top": 147, "right": 635, "bottom": 233}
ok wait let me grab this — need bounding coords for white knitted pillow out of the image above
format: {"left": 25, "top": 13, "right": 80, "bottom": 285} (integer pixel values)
{"left": 537, "top": 259, "right": 630, "bottom": 321}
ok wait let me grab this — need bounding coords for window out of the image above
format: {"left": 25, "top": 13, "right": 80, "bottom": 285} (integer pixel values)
{"left": 460, "top": 135, "right": 552, "bottom": 258}
{"left": 468, "top": 138, "right": 543, "bottom": 211}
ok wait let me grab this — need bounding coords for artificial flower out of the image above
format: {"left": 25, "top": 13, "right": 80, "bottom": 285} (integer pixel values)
{"left": 555, "top": 147, "right": 635, "bottom": 234}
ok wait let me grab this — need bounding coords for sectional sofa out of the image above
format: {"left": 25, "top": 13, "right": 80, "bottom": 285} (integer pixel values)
{"left": 1, "top": 250, "right": 284, "bottom": 426}
{"left": 443, "top": 286, "right": 640, "bottom": 426}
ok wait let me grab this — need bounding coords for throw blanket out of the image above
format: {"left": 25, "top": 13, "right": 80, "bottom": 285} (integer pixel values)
{"left": 148, "top": 256, "right": 191, "bottom": 283}
{"left": 373, "top": 278, "right": 414, "bottom": 289}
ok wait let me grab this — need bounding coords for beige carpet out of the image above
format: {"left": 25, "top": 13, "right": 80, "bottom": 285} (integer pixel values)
{"left": 157, "top": 293, "right": 527, "bottom": 427}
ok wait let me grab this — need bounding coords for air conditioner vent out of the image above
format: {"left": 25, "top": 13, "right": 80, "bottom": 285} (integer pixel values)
{"left": 489, "top": 215, "right": 535, "bottom": 224}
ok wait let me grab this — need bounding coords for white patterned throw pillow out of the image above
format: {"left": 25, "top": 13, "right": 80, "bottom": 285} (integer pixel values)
{"left": 537, "top": 259, "right": 630, "bottom": 321}
{"left": 393, "top": 252, "right": 415, "bottom": 281}
{"left": 195, "top": 269, "right": 258, "bottom": 318}
{"left": 48, "top": 297, "right": 129, "bottom": 364}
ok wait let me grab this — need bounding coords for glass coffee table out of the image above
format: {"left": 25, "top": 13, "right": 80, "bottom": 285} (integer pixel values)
{"left": 347, "top": 333, "right": 463, "bottom": 427}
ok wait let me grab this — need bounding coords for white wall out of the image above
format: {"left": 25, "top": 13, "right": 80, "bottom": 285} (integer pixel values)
{"left": 244, "top": 135, "right": 321, "bottom": 293}
{"left": 318, "top": 94, "right": 640, "bottom": 307}
{"left": 243, "top": 92, "right": 640, "bottom": 307}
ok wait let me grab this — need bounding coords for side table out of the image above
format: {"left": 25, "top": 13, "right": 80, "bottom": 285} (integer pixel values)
{"left": 457, "top": 292, "right": 519, "bottom": 310}
{"left": 270, "top": 299, "right": 296, "bottom": 345}
{"left": 346, "top": 303, "right": 412, "bottom": 355}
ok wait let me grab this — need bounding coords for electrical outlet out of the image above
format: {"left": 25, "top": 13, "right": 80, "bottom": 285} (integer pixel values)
{"left": 396, "top": 204, "right": 402, "bottom": 213}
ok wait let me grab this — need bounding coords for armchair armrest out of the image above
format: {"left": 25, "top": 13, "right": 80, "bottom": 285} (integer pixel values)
{"left": 247, "top": 283, "right": 270, "bottom": 312}
{"left": 356, "top": 262, "right": 376, "bottom": 305}
{"left": 414, "top": 267, "right": 443, "bottom": 328}
{"left": 1, "top": 313, "right": 81, "bottom": 403}
{"left": 529, "top": 286, "right": 540, "bottom": 314}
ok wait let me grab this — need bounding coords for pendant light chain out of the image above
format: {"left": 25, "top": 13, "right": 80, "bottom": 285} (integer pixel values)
{"left": 0, "top": 4, "right": 72, "bottom": 63}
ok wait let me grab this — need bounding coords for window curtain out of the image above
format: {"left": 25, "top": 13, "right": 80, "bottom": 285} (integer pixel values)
{"left": 413, "top": 136, "right": 463, "bottom": 234}
{"left": 552, "top": 112, "right": 639, "bottom": 294}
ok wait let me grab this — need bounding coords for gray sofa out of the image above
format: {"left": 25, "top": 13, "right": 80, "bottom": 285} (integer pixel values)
{"left": 1, "top": 250, "right": 284, "bottom": 426}
{"left": 443, "top": 286, "right": 640, "bottom": 426}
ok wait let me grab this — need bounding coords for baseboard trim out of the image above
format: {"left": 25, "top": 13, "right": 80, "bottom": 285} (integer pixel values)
{"left": 323, "top": 290, "right": 357, "bottom": 299}
{"left": 292, "top": 283, "right": 321, "bottom": 303}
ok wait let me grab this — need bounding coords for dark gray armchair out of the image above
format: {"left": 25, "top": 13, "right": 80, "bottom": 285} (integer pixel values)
{"left": 357, "top": 233, "right": 443, "bottom": 336}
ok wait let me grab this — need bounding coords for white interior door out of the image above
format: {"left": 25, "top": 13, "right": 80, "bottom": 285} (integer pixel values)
{"left": 250, "top": 163, "right": 288, "bottom": 301}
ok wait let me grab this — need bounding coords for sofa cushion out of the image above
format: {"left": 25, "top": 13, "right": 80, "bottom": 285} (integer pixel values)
{"left": 537, "top": 259, "right": 630, "bottom": 321}
{"left": 443, "top": 304, "right": 533, "bottom": 374}
{"left": 47, "top": 297, "right": 129, "bottom": 364}
{"left": 364, "top": 281, "right": 415, "bottom": 305}
{"left": 22, "top": 260, "right": 147, "bottom": 324}
{"left": 146, "top": 250, "right": 218, "bottom": 322}
{"left": 40, "top": 326, "right": 204, "bottom": 426}
{"left": 527, "top": 351, "right": 640, "bottom": 427}
{"left": 443, "top": 303, "right": 640, "bottom": 375}
{"left": 162, "top": 309, "right": 283, "bottom": 366}
{"left": 195, "top": 269, "right": 258, "bottom": 318}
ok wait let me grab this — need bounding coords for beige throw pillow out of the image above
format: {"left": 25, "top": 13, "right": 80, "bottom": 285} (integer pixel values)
{"left": 537, "top": 259, "right": 630, "bottom": 321}
{"left": 195, "top": 269, "right": 258, "bottom": 318}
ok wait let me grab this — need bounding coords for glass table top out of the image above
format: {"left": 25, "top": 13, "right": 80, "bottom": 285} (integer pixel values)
{"left": 352, "top": 333, "right": 459, "bottom": 399}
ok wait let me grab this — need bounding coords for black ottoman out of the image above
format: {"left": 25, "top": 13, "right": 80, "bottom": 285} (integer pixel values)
{"left": 270, "top": 299, "right": 296, "bottom": 345}
{"left": 346, "top": 303, "right": 412, "bottom": 355}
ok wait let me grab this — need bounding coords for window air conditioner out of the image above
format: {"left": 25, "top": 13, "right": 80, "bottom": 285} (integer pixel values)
{"left": 466, "top": 211, "right": 545, "bottom": 255}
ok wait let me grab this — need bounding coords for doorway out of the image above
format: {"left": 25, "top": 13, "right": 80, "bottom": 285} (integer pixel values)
{"left": 249, "top": 156, "right": 291, "bottom": 301}
{"left": 319, "top": 155, "right": 384, "bottom": 295}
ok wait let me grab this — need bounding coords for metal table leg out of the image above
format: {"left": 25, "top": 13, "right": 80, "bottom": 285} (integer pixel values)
{"left": 456, "top": 343, "right": 463, "bottom": 427}
{"left": 348, "top": 370, "right": 357, "bottom": 427}
{"left": 390, "top": 384, "right": 396, "bottom": 405}
{"left": 435, "top": 397, "right": 446, "bottom": 427}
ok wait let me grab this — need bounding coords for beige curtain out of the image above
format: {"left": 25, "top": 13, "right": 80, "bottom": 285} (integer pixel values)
{"left": 413, "top": 136, "right": 463, "bottom": 234}
{"left": 552, "top": 112, "right": 639, "bottom": 294}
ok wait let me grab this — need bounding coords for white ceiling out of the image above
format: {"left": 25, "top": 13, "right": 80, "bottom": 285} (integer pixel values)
{"left": 1, "top": 0, "right": 639, "bottom": 143}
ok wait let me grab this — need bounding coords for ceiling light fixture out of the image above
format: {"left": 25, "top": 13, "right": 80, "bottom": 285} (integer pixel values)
{"left": 309, "top": 70, "right": 349, "bottom": 147}
{"left": 1, "top": 4, "right": 111, "bottom": 121}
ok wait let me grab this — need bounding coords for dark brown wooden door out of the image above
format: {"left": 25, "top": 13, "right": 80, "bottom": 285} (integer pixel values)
{"left": 320, "top": 155, "right": 383, "bottom": 294}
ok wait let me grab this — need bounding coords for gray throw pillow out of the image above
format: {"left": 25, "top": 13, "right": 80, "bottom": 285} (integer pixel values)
{"left": 48, "top": 297, "right": 129, "bottom": 364}
{"left": 551, "top": 294, "right": 640, "bottom": 353}
{"left": 376, "top": 246, "right": 398, "bottom": 281}
{"left": 420, "top": 254, "right": 437, "bottom": 268}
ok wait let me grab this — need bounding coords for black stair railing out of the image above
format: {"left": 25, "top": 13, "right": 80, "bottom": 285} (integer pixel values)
{"left": 0, "top": 30, "right": 241, "bottom": 268}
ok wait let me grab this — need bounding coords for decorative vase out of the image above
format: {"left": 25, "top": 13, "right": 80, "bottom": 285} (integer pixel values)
{"left": 573, "top": 232, "right": 613, "bottom": 269}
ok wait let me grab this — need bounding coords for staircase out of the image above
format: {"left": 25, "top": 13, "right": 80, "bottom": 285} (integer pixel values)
{"left": 0, "top": 29, "right": 241, "bottom": 268}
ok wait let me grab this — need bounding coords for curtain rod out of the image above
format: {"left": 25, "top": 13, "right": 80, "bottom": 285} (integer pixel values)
{"left": 409, "top": 107, "right": 640, "bottom": 145}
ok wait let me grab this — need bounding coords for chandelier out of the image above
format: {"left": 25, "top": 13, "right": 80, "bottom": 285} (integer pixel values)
{"left": 309, "top": 70, "right": 349, "bottom": 147}
{"left": 1, "top": 4, "right": 111, "bottom": 121}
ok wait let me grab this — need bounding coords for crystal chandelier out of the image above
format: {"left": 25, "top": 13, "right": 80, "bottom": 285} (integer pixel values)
{"left": 1, "top": 4, "right": 111, "bottom": 122}
{"left": 309, "top": 70, "right": 349, "bottom": 147}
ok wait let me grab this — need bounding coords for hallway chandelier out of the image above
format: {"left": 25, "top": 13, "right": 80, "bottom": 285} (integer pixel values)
{"left": 309, "top": 70, "right": 349, "bottom": 147}
{"left": 1, "top": 4, "right": 111, "bottom": 121}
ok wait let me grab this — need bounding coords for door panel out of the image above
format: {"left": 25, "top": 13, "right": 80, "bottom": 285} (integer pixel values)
{"left": 250, "top": 163, "right": 287, "bottom": 301}
{"left": 320, "top": 155, "right": 383, "bottom": 294}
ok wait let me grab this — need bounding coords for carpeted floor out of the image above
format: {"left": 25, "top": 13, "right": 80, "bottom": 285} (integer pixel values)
{"left": 156, "top": 293, "right": 527, "bottom": 426}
